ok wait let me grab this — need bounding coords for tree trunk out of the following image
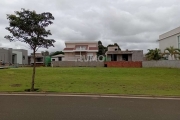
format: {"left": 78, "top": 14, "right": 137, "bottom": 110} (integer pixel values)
{"left": 31, "top": 50, "right": 36, "bottom": 91}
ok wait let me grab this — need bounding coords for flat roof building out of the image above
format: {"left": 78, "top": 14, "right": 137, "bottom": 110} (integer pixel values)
{"left": 0, "top": 47, "right": 28, "bottom": 64}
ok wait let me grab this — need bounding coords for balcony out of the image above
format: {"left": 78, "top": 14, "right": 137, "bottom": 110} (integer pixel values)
{"left": 74, "top": 46, "right": 87, "bottom": 51}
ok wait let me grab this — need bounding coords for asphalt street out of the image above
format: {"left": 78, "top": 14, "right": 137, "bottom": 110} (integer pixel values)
{"left": 0, "top": 94, "right": 180, "bottom": 120}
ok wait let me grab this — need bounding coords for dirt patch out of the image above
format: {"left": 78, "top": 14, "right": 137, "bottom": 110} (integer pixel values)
{"left": 11, "top": 84, "right": 22, "bottom": 87}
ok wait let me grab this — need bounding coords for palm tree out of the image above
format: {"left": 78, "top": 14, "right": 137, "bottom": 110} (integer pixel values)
{"left": 176, "top": 49, "right": 180, "bottom": 60}
{"left": 145, "top": 48, "right": 162, "bottom": 60}
{"left": 164, "top": 46, "right": 180, "bottom": 60}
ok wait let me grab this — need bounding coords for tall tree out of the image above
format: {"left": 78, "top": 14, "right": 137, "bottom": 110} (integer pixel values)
{"left": 164, "top": 46, "right": 180, "bottom": 60}
{"left": 97, "top": 40, "right": 106, "bottom": 56}
{"left": 5, "top": 9, "right": 55, "bottom": 91}
{"left": 177, "top": 49, "right": 180, "bottom": 60}
{"left": 145, "top": 48, "right": 162, "bottom": 60}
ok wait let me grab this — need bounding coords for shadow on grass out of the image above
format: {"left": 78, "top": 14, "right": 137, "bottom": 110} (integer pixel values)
{"left": 24, "top": 88, "right": 40, "bottom": 92}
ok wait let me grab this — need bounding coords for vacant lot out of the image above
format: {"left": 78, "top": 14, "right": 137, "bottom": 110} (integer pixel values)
{"left": 0, "top": 67, "right": 180, "bottom": 96}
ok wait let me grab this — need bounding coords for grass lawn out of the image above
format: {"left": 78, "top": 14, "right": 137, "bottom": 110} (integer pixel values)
{"left": 0, "top": 67, "right": 180, "bottom": 96}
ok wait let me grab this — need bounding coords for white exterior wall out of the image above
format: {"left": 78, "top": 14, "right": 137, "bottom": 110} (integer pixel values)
{"left": 62, "top": 58, "right": 65, "bottom": 61}
{"left": 51, "top": 57, "right": 65, "bottom": 61}
{"left": 159, "top": 26, "right": 180, "bottom": 40}
{"left": 64, "top": 53, "right": 76, "bottom": 61}
{"left": 159, "top": 33, "right": 180, "bottom": 52}
{"left": 159, "top": 26, "right": 180, "bottom": 60}
{"left": 66, "top": 43, "right": 75, "bottom": 48}
{"left": 87, "top": 52, "right": 96, "bottom": 56}
{"left": 13, "top": 49, "right": 28, "bottom": 64}
{"left": 64, "top": 52, "right": 97, "bottom": 61}
{"left": 87, "top": 43, "right": 98, "bottom": 47}
{"left": 12, "top": 51, "right": 22, "bottom": 64}
{"left": 108, "top": 46, "right": 118, "bottom": 51}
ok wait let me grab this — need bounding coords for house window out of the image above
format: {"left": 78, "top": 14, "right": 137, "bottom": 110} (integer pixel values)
{"left": 178, "top": 36, "right": 180, "bottom": 49}
{"left": 22, "top": 55, "right": 25, "bottom": 60}
{"left": 58, "top": 57, "right": 62, "bottom": 61}
{"left": 37, "top": 58, "right": 43, "bottom": 62}
{"left": 52, "top": 59, "right": 55, "bottom": 61}
{"left": 76, "top": 46, "right": 87, "bottom": 50}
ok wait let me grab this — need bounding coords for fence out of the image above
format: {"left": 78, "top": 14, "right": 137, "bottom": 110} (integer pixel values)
{"left": 142, "top": 60, "right": 180, "bottom": 68}
{"left": 51, "top": 61, "right": 104, "bottom": 67}
{"left": 51, "top": 60, "right": 180, "bottom": 68}
{"left": 105, "top": 61, "right": 142, "bottom": 68}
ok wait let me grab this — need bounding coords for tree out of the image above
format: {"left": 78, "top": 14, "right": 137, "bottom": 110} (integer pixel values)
{"left": 50, "top": 51, "right": 64, "bottom": 56}
{"left": 98, "top": 41, "right": 102, "bottom": 46}
{"left": 145, "top": 48, "right": 162, "bottom": 60}
{"left": 5, "top": 9, "right": 55, "bottom": 91}
{"left": 164, "top": 46, "right": 180, "bottom": 60}
{"left": 42, "top": 50, "right": 50, "bottom": 56}
{"left": 114, "top": 43, "right": 121, "bottom": 50}
{"left": 177, "top": 49, "right": 180, "bottom": 60}
{"left": 97, "top": 40, "right": 106, "bottom": 56}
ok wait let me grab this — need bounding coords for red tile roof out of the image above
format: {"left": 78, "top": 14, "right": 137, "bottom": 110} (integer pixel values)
{"left": 63, "top": 48, "right": 74, "bottom": 50}
{"left": 89, "top": 47, "right": 98, "bottom": 50}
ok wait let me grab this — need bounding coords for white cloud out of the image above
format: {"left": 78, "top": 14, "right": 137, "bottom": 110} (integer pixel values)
{"left": 0, "top": 0, "right": 180, "bottom": 54}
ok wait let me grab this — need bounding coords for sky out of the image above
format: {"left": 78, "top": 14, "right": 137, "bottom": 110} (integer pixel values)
{"left": 0, "top": 0, "right": 180, "bottom": 54}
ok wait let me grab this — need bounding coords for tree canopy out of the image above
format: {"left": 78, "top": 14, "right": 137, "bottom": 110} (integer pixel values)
{"left": 145, "top": 48, "right": 162, "bottom": 60}
{"left": 5, "top": 8, "right": 55, "bottom": 51}
{"left": 163, "top": 46, "right": 180, "bottom": 60}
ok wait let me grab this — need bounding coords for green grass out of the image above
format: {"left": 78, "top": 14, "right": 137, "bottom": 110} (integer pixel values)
{"left": 0, "top": 67, "right": 180, "bottom": 96}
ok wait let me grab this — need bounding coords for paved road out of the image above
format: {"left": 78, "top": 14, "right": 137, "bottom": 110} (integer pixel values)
{"left": 0, "top": 94, "right": 180, "bottom": 120}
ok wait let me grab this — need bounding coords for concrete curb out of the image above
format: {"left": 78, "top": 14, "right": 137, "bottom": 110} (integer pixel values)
{"left": 0, "top": 92, "right": 180, "bottom": 100}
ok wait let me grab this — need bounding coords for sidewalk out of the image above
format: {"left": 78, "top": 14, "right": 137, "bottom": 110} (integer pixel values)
{"left": 0, "top": 92, "right": 180, "bottom": 100}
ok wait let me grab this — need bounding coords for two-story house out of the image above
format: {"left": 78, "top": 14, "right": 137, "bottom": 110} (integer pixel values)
{"left": 62, "top": 41, "right": 98, "bottom": 61}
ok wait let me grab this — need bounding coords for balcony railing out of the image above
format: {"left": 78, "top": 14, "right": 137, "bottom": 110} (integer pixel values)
{"left": 75, "top": 46, "right": 87, "bottom": 50}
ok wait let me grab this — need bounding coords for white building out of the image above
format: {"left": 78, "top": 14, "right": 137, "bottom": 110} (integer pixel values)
{"left": 51, "top": 54, "right": 65, "bottom": 61}
{"left": 0, "top": 47, "right": 28, "bottom": 64}
{"left": 158, "top": 26, "right": 180, "bottom": 52}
